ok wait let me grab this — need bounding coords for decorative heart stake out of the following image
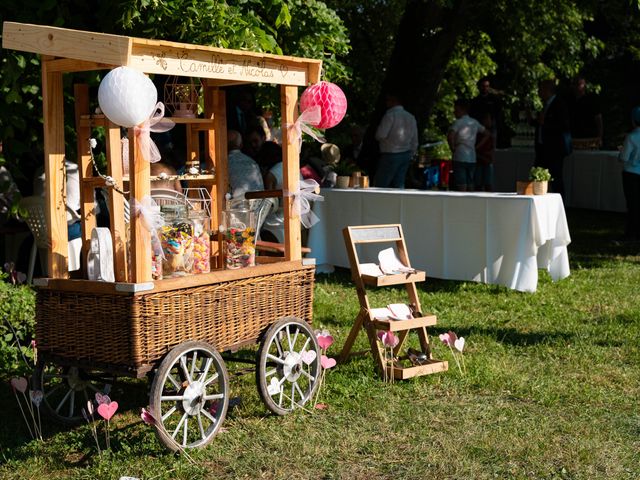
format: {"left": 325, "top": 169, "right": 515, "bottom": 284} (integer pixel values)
{"left": 10, "top": 377, "right": 28, "bottom": 393}
{"left": 439, "top": 333, "right": 451, "bottom": 346}
{"left": 454, "top": 337, "right": 465, "bottom": 353}
{"left": 95, "top": 392, "right": 111, "bottom": 405}
{"left": 267, "top": 377, "right": 281, "bottom": 396}
{"left": 317, "top": 335, "right": 334, "bottom": 350}
{"left": 86, "top": 399, "right": 95, "bottom": 416}
{"left": 301, "top": 350, "right": 317, "bottom": 365}
{"left": 30, "top": 390, "right": 43, "bottom": 407}
{"left": 320, "top": 355, "right": 336, "bottom": 369}
{"left": 97, "top": 401, "right": 118, "bottom": 421}
{"left": 140, "top": 407, "right": 156, "bottom": 425}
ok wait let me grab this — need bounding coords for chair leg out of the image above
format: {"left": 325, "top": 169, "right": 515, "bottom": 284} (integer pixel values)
{"left": 27, "top": 241, "right": 37, "bottom": 285}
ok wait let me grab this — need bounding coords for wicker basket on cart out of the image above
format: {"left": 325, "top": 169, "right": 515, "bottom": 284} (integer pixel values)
{"left": 37, "top": 266, "right": 315, "bottom": 374}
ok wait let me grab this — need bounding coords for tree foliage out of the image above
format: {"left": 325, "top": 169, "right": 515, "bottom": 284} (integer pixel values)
{"left": 330, "top": 0, "right": 640, "bottom": 149}
{"left": 0, "top": 0, "right": 349, "bottom": 186}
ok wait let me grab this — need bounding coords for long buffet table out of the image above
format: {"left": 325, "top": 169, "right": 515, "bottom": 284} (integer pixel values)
{"left": 493, "top": 148, "right": 625, "bottom": 212}
{"left": 308, "top": 188, "right": 571, "bottom": 293}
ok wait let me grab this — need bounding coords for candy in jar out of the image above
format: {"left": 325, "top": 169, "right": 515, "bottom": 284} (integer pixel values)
{"left": 189, "top": 209, "right": 211, "bottom": 274}
{"left": 160, "top": 204, "right": 194, "bottom": 277}
{"left": 222, "top": 204, "right": 257, "bottom": 269}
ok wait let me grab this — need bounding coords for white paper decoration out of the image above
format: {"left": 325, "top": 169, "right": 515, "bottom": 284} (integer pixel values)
{"left": 98, "top": 67, "right": 157, "bottom": 128}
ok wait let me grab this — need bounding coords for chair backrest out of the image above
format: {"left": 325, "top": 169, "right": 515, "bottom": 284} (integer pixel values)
{"left": 19, "top": 196, "right": 49, "bottom": 248}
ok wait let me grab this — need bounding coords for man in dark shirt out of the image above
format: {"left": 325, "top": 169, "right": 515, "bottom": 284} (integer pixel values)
{"left": 568, "top": 76, "right": 603, "bottom": 146}
{"left": 533, "top": 80, "right": 571, "bottom": 196}
{"left": 470, "top": 77, "right": 501, "bottom": 143}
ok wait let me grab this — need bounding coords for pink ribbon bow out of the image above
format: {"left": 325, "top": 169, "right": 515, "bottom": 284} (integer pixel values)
{"left": 134, "top": 102, "right": 175, "bottom": 163}
{"left": 286, "top": 105, "right": 326, "bottom": 152}
{"left": 284, "top": 178, "right": 324, "bottom": 228}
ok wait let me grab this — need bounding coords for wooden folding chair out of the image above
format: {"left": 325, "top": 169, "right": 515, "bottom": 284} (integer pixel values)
{"left": 339, "top": 224, "right": 447, "bottom": 380}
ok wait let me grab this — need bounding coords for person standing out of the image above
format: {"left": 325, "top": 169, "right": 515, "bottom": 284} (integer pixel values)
{"left": 374, "top": 92, "right": 418, "bottom": 188}
{"left": 470, "top": 77, "right": 502, "bottom": 145}
{"left": 448, "top": 99, "right": 489, "bottom": 191}
{"left": 618, "top": 106, "right": 640, "bottom": 241}
{"left": 568, "top": 75, "right": 603, "bottom": 147}
{"left": 227, "top": 130, "right": 264, "bottom": 199}
{"left": 533, "top": 79, "right": 571, "bottom": 196}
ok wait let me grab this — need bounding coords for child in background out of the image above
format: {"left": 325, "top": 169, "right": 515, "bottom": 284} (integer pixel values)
{"left": 447, "top": 99, "right": 489, "bottom": 191}
{"left": 618, "top": 106, "right": 640, "bottom": 241}
{"left": 475, "top": 112, "right": 495, "bottom": 191}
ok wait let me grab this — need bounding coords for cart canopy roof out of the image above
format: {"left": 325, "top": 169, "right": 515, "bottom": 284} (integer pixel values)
{"left": 2, "top": 21, "right": 322, "bottom": 86}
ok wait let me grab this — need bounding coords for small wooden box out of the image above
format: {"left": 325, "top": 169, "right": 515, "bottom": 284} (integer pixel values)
{"left": 516, "top": 181, "right": 534, "bottom": 195}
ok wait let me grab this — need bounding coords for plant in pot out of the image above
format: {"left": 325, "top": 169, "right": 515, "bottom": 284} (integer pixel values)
{"left": 528, "top": 167, "right": 552, "bottom": 195}
{"left": 333, "top": 161, "right": 357, "bottom": 188}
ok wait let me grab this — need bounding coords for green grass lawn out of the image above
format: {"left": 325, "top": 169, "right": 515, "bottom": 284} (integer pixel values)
{"left": 1, "top": 209, "right": 639, "bottom": 479}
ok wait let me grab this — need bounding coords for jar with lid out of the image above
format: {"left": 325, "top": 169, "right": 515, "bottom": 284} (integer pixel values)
{"left": 160, "top": 204, "right": 194, "bottom": 276}
{"left": 189, "top": 209, "right": 211, "bottom": 274}
{"left": 222, "top": 202, "right": 257, "bottom": 269}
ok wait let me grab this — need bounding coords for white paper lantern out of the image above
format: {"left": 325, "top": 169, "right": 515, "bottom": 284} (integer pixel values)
{"left": 98, "top": 67, "right": 157, "bottom": 128}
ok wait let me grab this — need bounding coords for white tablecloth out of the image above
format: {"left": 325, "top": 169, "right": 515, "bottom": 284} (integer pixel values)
{"left": 308, "top": 188, "right": 571, "bottom": 293}
{"left": 494, "top": 148, "right": 626, "bottom": 212}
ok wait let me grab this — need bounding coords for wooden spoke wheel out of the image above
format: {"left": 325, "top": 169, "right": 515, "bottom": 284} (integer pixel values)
{"left": 32, "top": 360, "right": 115, "bottom": 426}
{"left": 256, "top": 317, "right": 321, "bottom": 415}
{"left": 149, "top": 341, "right": 229, "bottom": 452}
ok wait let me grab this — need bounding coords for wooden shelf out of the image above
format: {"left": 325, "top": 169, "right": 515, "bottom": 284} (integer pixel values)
{"left": 122, "top": 174, "right": 215, "bottom": 182}
{"left": 371, "top": 314, "right": 437, "bottom": 332}
{"left": 386, "top": 359, "right": 448, "bottom": 380}
{"left": 79, "top": 114, "right": 215, "bottom": 128}
{"left": 362, "top": 270, "right": 425, "bottom": 287}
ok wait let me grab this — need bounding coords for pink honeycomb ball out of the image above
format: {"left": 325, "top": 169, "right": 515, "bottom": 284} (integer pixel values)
{"left": 300, "top": 81, "right": 347, "bottom": 129}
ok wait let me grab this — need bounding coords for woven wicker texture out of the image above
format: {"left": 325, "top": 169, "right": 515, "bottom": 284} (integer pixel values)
{"left": 36, "top": 268, "right": 315, "bottom": 371}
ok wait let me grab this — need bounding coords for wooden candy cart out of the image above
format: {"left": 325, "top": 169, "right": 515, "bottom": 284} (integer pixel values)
{"left": 2, "top": 22, "right": 323, "bottom": 451}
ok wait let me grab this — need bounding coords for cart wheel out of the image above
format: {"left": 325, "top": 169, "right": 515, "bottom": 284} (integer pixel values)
{"left": 149, "top": 341, "right": 229, "bottom": 452}
{"left": 32, "top": 360, "right": 115, "bottom": 426}
{"left": 256, "top": 317, "right": 321, "bottom": 415}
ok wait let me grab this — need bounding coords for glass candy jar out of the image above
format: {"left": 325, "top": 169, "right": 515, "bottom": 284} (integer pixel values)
{"left": 222, "top": 203, "right": 257, "bottom": 269}
{"left": 160, "top": 204, "right": 194, "bottom": 276}
{"left": 150, "top": 206, "right": 164, "bottom": 280}
{"left": 189, "top": 209, "right": 211, "bottom": 274}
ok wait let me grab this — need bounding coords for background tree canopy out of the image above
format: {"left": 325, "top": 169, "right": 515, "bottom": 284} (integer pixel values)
{"left": 2, "top": 0, "right": 640, "bottom": 190}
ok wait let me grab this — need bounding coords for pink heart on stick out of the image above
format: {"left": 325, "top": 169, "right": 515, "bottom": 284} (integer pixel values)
{"left": 30, "top": 390, "right": 43, "bottom": 407}
{"left": 301, "top": 350, "right": 317, "bottom": 365}
{"left": 10, "top": 377, "right": 28, "bottom": 393}
{"left": 317, "top": 335, "right": 334, "bottom": 350}
{"left": 321, "top": 355, "right": 336, "bottom": 369}
{"left": 95, "top": 392, "right": 111, "bottom": 405}
{"left": 97, "top": 401, "right": 118, "bottom": 421}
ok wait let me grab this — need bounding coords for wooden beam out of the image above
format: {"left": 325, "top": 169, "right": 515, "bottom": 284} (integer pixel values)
{"left": 211, "top": 88, "right": 228, "bottom": 269}
{"left": 42, "top": 59, "right": 68, "bottom": 278}
{"left": 73, "top": 84, "right": 96, "bottom": 277}
{"left": 105, "top": 125, "right": 128, "bottom": 282}
{"left": 129, "top": 43, "right": 313, "bottom": 86}
{"left": 3, "top": 22, "right": 131, "bottom": 66}
{"left": 128, "top": 129, "right": 152, "bottom": 282}
{"left": 280, "top": 85, "right": 301, "bottom": 261}
{"left": 45, "top": 58, "right": 113, "bottom": 73}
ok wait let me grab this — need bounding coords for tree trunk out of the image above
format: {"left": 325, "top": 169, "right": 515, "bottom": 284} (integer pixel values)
{"left": 360, "top": 0, "right": 472, "bottom": 177}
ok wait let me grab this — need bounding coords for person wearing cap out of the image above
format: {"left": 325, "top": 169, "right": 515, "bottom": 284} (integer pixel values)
{"left": 618, "top": 106, "right": 640, "bottom": 241}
